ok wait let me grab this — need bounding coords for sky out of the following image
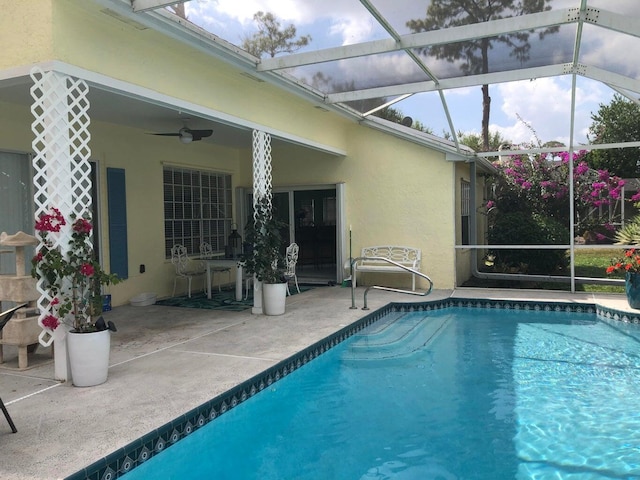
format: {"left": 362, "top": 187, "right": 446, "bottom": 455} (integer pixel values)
{"left": 395, "top": 75, "right": 614, "bottom": 146}
{"left": 180, "top": 0, "right": 633, "bottom": 147}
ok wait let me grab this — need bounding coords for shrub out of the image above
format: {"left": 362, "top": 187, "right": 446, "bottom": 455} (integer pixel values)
{"left": 488, "top": 212, "right": 569, "bottom": 274}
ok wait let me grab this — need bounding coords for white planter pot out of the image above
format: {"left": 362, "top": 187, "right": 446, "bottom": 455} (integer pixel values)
{"left": 67, "top": 329, "right": 111, "bottom": 387}
{"left": 262, "top": 282, "right": 287, "bottom": 315}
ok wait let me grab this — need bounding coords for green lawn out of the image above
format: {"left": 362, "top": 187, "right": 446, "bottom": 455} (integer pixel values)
{"left": 462, "top": 248, "right": 626, "bottom": 293}
{"left": 574, "top": 248, "right": 625, "bottom": 293}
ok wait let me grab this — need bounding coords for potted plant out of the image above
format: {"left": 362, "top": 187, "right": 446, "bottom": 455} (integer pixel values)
{"left": 241, "top": 198, "right": 287, "bottom": 315}
{"left": 606, "top": 247, "right": 640, "bottom": 309}
{"left": 31, "top": 207, "right": 121, "bottom": 386}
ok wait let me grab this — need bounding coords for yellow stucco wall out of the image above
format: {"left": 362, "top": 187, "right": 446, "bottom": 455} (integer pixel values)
{"left": 0, "top": 1, "right": 54, "bottom": 69}
{"left": 0, "top": 0, "right": 461, "bottom": 306}
{"left": 270, "top": 124, "right": 456, "bottom": 289}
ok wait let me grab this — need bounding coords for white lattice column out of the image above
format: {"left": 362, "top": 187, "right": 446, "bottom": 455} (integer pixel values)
{"left": 30, "top": 67, "right": 93, "bottom": 381}
{"left": 251, "top": 130, "right": 273, "bottom": 314}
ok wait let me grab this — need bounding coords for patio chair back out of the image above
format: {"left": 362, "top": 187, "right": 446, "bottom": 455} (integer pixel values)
{"left": 0, "top": 303, "right": 26, "bottom": 433}
{"left": 284, "top": 243, "right": 300, "bottom": 295}
{"left": 199, "top": 242, "right": 213, "bottom": 259}
{"left": 170, "top": 244, "right": 205, "bottom": 298}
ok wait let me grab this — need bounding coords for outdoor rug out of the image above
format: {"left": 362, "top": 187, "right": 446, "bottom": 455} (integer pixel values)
{"left": 155, "top": 286, "right": 313, "bottom": 311}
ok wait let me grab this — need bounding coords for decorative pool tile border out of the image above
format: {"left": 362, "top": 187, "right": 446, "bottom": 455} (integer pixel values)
{"left": 65, "top": 297, "right": 639, "bottom": 480}
{"left": 596, "top": 304, "right": 640, "bottom": 324}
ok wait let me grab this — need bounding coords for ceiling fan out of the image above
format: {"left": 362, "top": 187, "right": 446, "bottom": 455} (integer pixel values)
{"left": 149, "top": 127, "right": 213, "bottom": 144}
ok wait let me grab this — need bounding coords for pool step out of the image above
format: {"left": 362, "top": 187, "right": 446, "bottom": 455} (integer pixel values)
{"left": 344, "top": 312, "right": 452, "bottom": 361}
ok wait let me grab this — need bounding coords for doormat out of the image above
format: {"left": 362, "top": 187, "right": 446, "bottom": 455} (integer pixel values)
{"left": 155, "top": 286, "right": 313, "bottom": 312}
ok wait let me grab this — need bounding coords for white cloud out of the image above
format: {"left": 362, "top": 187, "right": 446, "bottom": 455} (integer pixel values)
{"left": 186, "top": 0, "right": 384, "bottom": 46}
{"left": 489, "top": 77, "right": 612, "bottom": 146}
{"left": 202, "top": 0, "right": 303, "bottom": 24}
{"left": 329, "top": 17, "right": 377, "bottom": 46}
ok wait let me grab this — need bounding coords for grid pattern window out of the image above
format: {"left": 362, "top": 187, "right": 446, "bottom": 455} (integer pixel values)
{"left": 461, "top": 180, "right": 470, "bottom": 246}
{"left": 163, "top": 167, "right": 232, "bottom": 258}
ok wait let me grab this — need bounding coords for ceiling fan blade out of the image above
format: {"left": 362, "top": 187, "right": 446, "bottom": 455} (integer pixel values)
{"left": 147, "top": 128, "right": 212, "bottom": 142}
{"left": 190, "top": 129, "right": 213, "bottom": 141}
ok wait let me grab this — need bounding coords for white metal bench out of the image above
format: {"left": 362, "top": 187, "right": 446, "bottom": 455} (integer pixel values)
{"left": 353, "top": 246, "right": 421, "bottom": 291}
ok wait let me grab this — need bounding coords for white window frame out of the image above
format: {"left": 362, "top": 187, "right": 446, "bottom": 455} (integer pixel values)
{"left": 163, "top": 166, "right": 232, "bottom": 257}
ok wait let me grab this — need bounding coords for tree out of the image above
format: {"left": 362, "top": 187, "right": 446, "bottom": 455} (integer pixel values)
{"left": 448, "top": 130, "right": 508, "bottom": 152}
{"left": 372, "top": 107, "right": 433, "bottom": 134}
{"left": 242, "top": 12, "right": 311, "bottom": 58}
{"left": 587, "top": 94, "right": 640, "bottom": 178}
{"left": 407, "top": 1, "right": 558, "bottom": 151}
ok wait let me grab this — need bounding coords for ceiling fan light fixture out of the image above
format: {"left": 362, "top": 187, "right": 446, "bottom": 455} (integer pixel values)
{"left": 150, "top": 126, "right": 211, "bottom": 143}
{"left": 179, "top": 130, "right": 193, "bottom": 144}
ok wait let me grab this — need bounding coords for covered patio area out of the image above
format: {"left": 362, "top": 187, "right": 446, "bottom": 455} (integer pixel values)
{"left": 0, "top": 285, "right": 635, "bottom": 480}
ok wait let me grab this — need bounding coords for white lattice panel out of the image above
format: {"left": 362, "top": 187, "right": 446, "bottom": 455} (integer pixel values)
{"left": 252, "top": 130, "right": 272, "bottom": 220}
{"left": 251, "top": 130, "right": 273, "bottom": 314}
{"left": 30, "top": 67, "right": 93, "bottom": 351}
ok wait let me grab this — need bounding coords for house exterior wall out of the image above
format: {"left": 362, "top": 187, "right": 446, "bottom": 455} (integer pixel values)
{"left": 271, "top": 125, "right": 457, "bottom": 290}
{"left": 0, "top": 1, "right": 54, "bottom": 69}
{"left": 454, "top": 161, "right": 490, "bottom": 287}
{"left": 0, "top": 0, "right": 460, "bottom": 307}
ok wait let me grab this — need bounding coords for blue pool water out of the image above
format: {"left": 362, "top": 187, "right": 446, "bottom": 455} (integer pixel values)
{"left": 123, "top": 307, "right": 640, "bottom": 479}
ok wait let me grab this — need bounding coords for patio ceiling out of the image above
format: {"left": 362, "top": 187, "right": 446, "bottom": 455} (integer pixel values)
{"left": 103, "top": 0, "right": 640, "bottom": 153}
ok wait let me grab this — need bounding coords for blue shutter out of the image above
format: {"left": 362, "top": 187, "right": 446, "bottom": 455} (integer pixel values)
{"left": 107, "top": 168, "right": 129, "bottom": 279}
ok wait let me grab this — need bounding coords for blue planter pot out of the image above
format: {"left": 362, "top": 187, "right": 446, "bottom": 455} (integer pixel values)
{"left": 626, "top": 272, "right": 640, "bottom": 309}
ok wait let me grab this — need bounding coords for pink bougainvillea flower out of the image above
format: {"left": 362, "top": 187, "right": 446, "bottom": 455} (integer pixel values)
{"left": 34, "top": 207, "right": 66, "bottom": 233}
{"left": 42, "top": 314, "right": 60, "bottom": 331}
{"left": 575, "top": 162, "right": 589, "bottom": 175}
{"left": 72, "top": 218, "right": 92, "bottom": 234}
{"left": 79, "top": 263, "right": 95, "bottom": 277}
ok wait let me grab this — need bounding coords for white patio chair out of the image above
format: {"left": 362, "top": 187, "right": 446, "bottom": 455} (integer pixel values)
{"left": 199, "top": 242, "right": 231, "bottom": 292}
{"left": 171, "top": 244, "right": 206, "bottom": 298}
{"left": 284, "top": 242, "right": 300, "bottom": 296}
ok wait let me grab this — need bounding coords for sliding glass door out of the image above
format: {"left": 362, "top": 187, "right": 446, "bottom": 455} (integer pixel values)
{"left": 240, "top": 185, "right": 343, "bottom": 285}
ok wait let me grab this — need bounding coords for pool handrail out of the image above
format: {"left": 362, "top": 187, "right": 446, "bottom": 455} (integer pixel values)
{"left": 349, "top": 256, "right": 433, "bottom": 310}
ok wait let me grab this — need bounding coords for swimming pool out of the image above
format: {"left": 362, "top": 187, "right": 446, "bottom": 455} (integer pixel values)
{"left": 67, "top": 299, "right": 640, "bottom": 479}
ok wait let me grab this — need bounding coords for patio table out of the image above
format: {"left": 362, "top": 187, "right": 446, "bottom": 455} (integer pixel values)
{"left": 200, "top": 255, "right": 244, "bottom": 301}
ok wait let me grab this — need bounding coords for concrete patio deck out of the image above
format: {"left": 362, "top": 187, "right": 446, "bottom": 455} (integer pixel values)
{"left": 0, "top": 285, "right": 636, "bottom": 480}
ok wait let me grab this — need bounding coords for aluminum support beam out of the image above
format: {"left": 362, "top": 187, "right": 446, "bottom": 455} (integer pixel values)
{"left": 259, "top": 9, "right": 575, "bottom": 71}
